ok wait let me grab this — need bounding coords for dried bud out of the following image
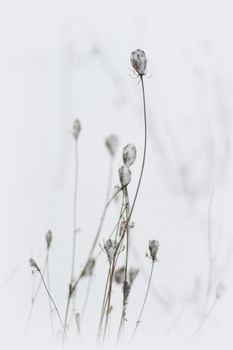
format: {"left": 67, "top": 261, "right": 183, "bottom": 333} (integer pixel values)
{"left": 129, "top": 267, "right": 139, "bottom": 284}
{"left": 123, "top": 144, "right": 137, "bottom": 168}
{"left": 118, "top": 166, "right": 131, "bottom": 187}
{"left": 123, "top": 281, "right": 131, "bottom": 303}
{"left": 130, "top": 49, "right": 147, "bottom": 76}
{"left": 114, "top": 267, "right": 125, "bottom": 284}
{"left": 105, "top": 134, "right": 118, "bottom": 157}
{"left": 29, "top": 258, "right": 39, "bottom": 272}
{"left": 216, "top": 282, "right": 226, "bottom": 299}
{"left": 45, "top": 230, "right": 52, "bottom": 249}
{"left": 148, "top": 240, "right": 159, "bottom": 262}
{"left": 81, "top": 259, "right": 95, "bottom": 277}
{"left": 104, "top": 239, "right": 118, "bottom": 263}
{"left": 72, "top": 119, "right": 81, "bottom": 140}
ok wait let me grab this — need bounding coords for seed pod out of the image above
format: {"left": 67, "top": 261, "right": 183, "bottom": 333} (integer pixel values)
{"left": 114, "top": 267, "right": 125, "bottom": 284}
{"left": 45, "top": 230, "right": 52, "bottom": 249}
{"left": 29, "top": 258, "right": 39, "bottom": 272}
{"left": 72, "top": 119, "right": 81, "bottom": 140}
{"left": 118, "top": 166, "right": 131, "bottom": 187}
{"left": 105, "top": 134, "right": 118, "bottom": 157}
{"left": 130, "top": 49, "right": 147, "bottom": 76}
{"left": 129, "top": 267, "right": 139, "bottom": 284}
{"left": 122, "top": 144, "right": 137, "bottom": 168}
{"left": 148, "top": 240, "right": 159, "bottom": 262}
{"left": 104, "top": 239, "right": 118, "bottom": 263}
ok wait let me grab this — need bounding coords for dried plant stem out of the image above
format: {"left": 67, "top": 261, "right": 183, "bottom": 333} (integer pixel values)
{"left": 24, "top": 253, "right": 48, "bottom": 337}
{"left": 46, "top": 253, "right": 54, "bottom": 336}
{"left": 130, "top": 261, "right": 155, "bottom": 344}
{"left": 38, "top": 268, "right": 65, "bottom": 332}
{"left": 63, "top": 140, "right": 79, "bottom": 341}
{"left": 117, "top": 188, "right": 130, "bottom": 343}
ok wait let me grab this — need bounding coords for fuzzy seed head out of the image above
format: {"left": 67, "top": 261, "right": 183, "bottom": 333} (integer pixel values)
{"left": 45, "top": 230, "right": 52, "bottom": 249}
{"left": 123, "top": 144, "right": 137, "bottom": 168}
{"left": 149, "top": 240, "right": 159, "bottom": 262}
{"left": 130, "top": 49, "right": 147, "bottom": 76}
{"left": 73, "top": 119, "right": 81, "bottom": 140}
{"left": 105, "top": 134, "right": 119, "bottom": 157}
{"left": 118, "top": 166, "right": 131, "bottom": 187}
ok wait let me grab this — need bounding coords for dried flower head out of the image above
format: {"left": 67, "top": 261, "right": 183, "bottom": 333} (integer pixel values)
{"left": 123, "top": 144, "right": 137, "bottom": 168}
{"left": 45, "top": 230, "right": 52, "bottom": 249}
{"left": 130, "top": 49, "right": 147, "bottom": 76}
{"left": 81, "top": 258, "right": 95, "bottom": 277}
{"left": 29, "top": 258, "right": 39, "bottom": 273}
{"left": 129, "top": 267, "right": 139, "bottom": 284}
{"left": 216, "top": 282, "right": 226, "bottom": 299}
{"left": 118, "top": 166, "right": 131, "bottom": 187}
{"left": 105, "top": 134, "right": 119, "bottom": 157}
{"left": 114, "top": 267, "right": 125, "bottom": 284}
{"left": 72, "top": 119, "right": 81, "bottom": 140}
{"left": 148, "top": 240, "right": 159, "bottom": 262}
{"left": 104, "top": 239, "right": 118, "bottom": 263}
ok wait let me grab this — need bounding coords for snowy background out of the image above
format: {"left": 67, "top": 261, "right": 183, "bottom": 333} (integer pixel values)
{"left": 1, "top": 0, "right": 233, "bottom": 349}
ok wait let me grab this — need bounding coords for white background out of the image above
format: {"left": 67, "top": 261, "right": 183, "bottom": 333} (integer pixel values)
{"left": 1, "top": 0, "right": 233, "bottom": 349}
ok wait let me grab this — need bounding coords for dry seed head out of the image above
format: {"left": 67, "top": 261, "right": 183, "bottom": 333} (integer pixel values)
{"left": 149, "top": 240, "right": 159, "bottom": 262}
{"left": 130, "top": 49, "right": 147, "bottom": 76}
{"left": 104, "top": 239, "right": 118, "bottom": 263}
{"left": 114, "top": 267, "right": 125, "bottom": 284}
{"left": 123, "top": 144, "right": 137, "bottom": 168}
{"left": 45, "top": 230, "right": 52, "bottom": 249}
{"left": 105, "top": 134, "right": 119, "bottom": 157}
{"left": 29, "top": 258, "right": 39, "bottom": 272}
{"left": 81, "top": 258, "right": 95, "bottom": 277}
{"left": 118, "top": 166, "right": 131, "bottom": 187}
{"left": 216, "top": 282, "right": 226, "bottom": 299}
{"left": 129, "top": 267, "right": 139, "bottom": 284}
{"left": 72, "top": 119, "right": 81, "bottom": 140}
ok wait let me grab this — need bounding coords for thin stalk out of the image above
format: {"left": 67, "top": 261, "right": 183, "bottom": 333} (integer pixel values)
{"left": 117, "top": 188, "right": 130, "bottom": 343}
{"left": 130, "top": 261, "right": 155, "bottom": 343}
{"left": 38, "top": 269, "right": 65, "bottom": 333}
{"left": 46, "top": 252, "right": 54, "bottom": 336}
{"left": 97, "top": 266, "right": 111, "bottom": 343}
{"left": 63, "top": 139, "right": 79, "bottom": 341}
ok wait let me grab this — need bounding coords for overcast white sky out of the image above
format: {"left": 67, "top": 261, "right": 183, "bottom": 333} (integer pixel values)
{"left": 1, "top": 1, "right": 233, "bottom": 349}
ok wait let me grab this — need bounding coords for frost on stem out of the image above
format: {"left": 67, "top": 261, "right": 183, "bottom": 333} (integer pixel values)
{"left": 105, "top": 134, "right": 119, "bottom": 157}
{"left": 72, "top": 119, "right": 81, "bottom": 140}
{"left": 130, "top": 49, "right": 147, "bottom": 76}
{"left": 148, "top": 240, "right": 159, "bottom": 262}
{"left": 123, "top": 144, "right": 137, "bottom": 168}
{"left": 45, "top": 230, "right": 52, "bottom": 250}
{"left": 104, "top": 239, "right": 118, "bottom": 263}
{"left": 118, "top": 166, "right": 131, "bottom": 187}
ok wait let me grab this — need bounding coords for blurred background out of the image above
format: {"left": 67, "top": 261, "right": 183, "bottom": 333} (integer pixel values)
{"left": 1, "top": 0, "right": 233, "bottom": 349}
